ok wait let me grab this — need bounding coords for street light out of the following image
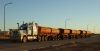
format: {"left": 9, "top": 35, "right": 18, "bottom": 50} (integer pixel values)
{"left": 65, "top": 19, "right": 66, "bottom": 29}
{"left": 93, "top": 26, "right": 95, "bottom": 33}
{"left": 87, "top": 25, "right": 89, "bottom": 31}
{"left": 4, "top": 3, "right": 12, "bottom": 31}
{"left": 65, "top": 17, "right": 70, "bottom": 29}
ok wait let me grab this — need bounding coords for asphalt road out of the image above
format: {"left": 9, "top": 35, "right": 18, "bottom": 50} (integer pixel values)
{"left": 0, "top": 34, "right": 100, "bottom": 51}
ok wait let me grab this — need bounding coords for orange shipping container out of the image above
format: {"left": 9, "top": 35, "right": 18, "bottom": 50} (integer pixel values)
{"left": 51, "top": 28, "right": 60, "bottom": 34}
{"left": 38, "top": 26, "right": 51, "bottom": 34}
{"left": 87, "top": 31, "right": 91, "bottom": 34}
{"left": 82, "top": 30, "right": 86, "bottom": 34}
{"left": 0, "top": 31, "right": 9, "bottom": 36}
{"left": 64, "top": 29, "right": 70, "bottom": 34}
{"left": 72, "top": 30, "right": 77, "bottom": 34}
{"left": 76, "top": 30, "right": 81, "bottom": 34}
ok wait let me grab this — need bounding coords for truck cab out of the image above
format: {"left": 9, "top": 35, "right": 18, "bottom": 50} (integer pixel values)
{"left": 10, "top": 22, "right": 38, "bottom": 43}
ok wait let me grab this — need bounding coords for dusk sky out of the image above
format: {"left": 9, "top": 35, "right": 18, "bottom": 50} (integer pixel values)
{"left": 0, "top": 0, "right": 100, "bottom": 33}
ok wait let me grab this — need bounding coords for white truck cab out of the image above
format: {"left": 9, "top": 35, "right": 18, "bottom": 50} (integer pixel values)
{"left": 10, "top": 22, "right": 38, "bottom": 43}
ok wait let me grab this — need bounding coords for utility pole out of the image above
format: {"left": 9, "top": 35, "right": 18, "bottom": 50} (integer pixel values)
{"left": 65, "top": 19, "right": 66, "bottom": 29}
{"left": 4, "top": 2, "right": 12, "bottom": 31}
{"left": 65, "top": 17, "right": 69, "bottom": 29}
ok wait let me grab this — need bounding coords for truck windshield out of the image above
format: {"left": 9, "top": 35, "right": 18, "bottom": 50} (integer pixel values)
{"left": 19, "top": 23, "right": 28, "bottom": 30}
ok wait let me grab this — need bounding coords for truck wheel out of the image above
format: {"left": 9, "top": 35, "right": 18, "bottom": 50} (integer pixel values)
{"left": 85, "top": 35, "right": 87, "bottom": 38}
{"left": 44, "top": 36, "right": 48, "bottom": 41}
{"left": 68, "top": 35, "right": 71, "bottom": 39}
{"left": 88, "top": 35, "right": 90, "bottom": 37}
{"left": 22, "top": 37, "right": 27, "bottom": 43}
{"left": 38, "top": 36, "right": 41, "bottom": 42}
{"left": 42, "top": 36, "right": 45, "bottom": 41}
{"left": 70, "top": 35, "right": 72, "bottom": 39}
{"left": 75, "top": 35, "right": 78, "bottom": 39}
{"left": 80, "top": 35, "right": 83, "bottom": 38}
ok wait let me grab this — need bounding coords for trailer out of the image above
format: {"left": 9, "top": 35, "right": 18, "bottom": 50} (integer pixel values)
{"left": 86, "top": 31, "right": 92, "bottom": 37}
{"left": 0, "top": 31, "right": 10, "bottom": 40}
{"left": 75, "top": 30, "right": 81, "bottom": 38}
{"left": 51, "top": 28, "right": 60, "bottom": 40}
{"left": 63, "top": 29, "right": 71, "bottom": 39}
{"left": 83, "top": 30, "right": 87, "bottom": 38}
{"left": 78, "top": 30, "right": 84, "bottom": 38}
{"left": 70, "top": 30, "right": 77, "bottom": 38}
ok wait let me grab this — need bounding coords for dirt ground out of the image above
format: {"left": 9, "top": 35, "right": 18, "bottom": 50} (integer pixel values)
{"left": 30, "top": 41, "right": 100, "bottom": 51}
{"left": 0, "top": 34, "right": 100, "bottom": 51}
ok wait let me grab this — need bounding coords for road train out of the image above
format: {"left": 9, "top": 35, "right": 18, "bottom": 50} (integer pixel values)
{"left": 8, "top": 22, "right": 93, "bottom": 43}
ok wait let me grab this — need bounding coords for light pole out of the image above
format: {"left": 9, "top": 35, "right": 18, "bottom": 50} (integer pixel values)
{"left": 65, "top": 17, "right": 70, "bottom": 29}
{"left": 93, "top": 26, "right": 95, "bottom": 33}
{"left": 87, "top": 25, "right": 89, "bottom": 31}
{"left": 4, "top": 3, "right": 12, "bottom": 31}
{"left": 65, "top": 19, "right": 66, "bottom": 29}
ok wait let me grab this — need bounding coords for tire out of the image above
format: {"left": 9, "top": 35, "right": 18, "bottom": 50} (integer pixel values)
{"left": 88, "top": 35, "right": 91, "bottom": 37}
{"left": 22, "top": 37, "right": 27, "bottom": 43}
{"left": 75, "top": 35, "right": 78, "bottom": 39}
{"left": 44, "top": 36, "right": 48, "bottom": 41}
{"left": 85, "top": 35, "right": 87, "bottom": 38}
{"left": 42, "top": 36, "right": 45, "bottom": 41}
{"left": 68, "top": 35, "right": 71, "bottom": 39}
{"left": 38, "top": 36, "right": 41, "bottom": 42}
{"left": 80, "top": 35, "right": 83, "bottom": 38}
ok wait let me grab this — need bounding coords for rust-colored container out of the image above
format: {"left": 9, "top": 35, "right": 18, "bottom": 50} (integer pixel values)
{"left": 59, "top": 28, "right": 64, "bottom": 34}
{"left": 78, "top": 30, "right": 83, "bottom": 34}
{"left": 0, "top": 31, "right": 10, "bottom": 40}
{"left": 82, "top": 30, "right": 86, "bottom": 34}
{"left": 76, "top": 30, "right": 81, "bottom": 34}
{"left": 72, "top": 30, "right": 77, "bottom": 34}
{"left": 86, "top": 31, "right": 91, "bottom": 34}
{"left": 51, "top": 28, "right": 60, "bottom": 34}
{"left": 64, "top": 29, "right": 70, "bottom": 34}
{"left": 38, "top": 26, "right": 51, "bottom": 34}
{"left": 0, "top": 31, "right": 9, "bottom": 36}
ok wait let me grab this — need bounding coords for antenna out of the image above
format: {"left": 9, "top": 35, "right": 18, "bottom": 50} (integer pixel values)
{"left": 23, "top": 21, "right": 24, "bottom": 24}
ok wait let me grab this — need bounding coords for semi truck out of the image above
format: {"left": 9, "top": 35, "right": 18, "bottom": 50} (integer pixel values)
{"left": 10, "top": 22, "right": 38, "bottom": 43}
{"left": 9, "top": 22, "right": 92, "bottom": 43}
{"left": 10, "top": 22, "right": 62, "bottom": 43}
